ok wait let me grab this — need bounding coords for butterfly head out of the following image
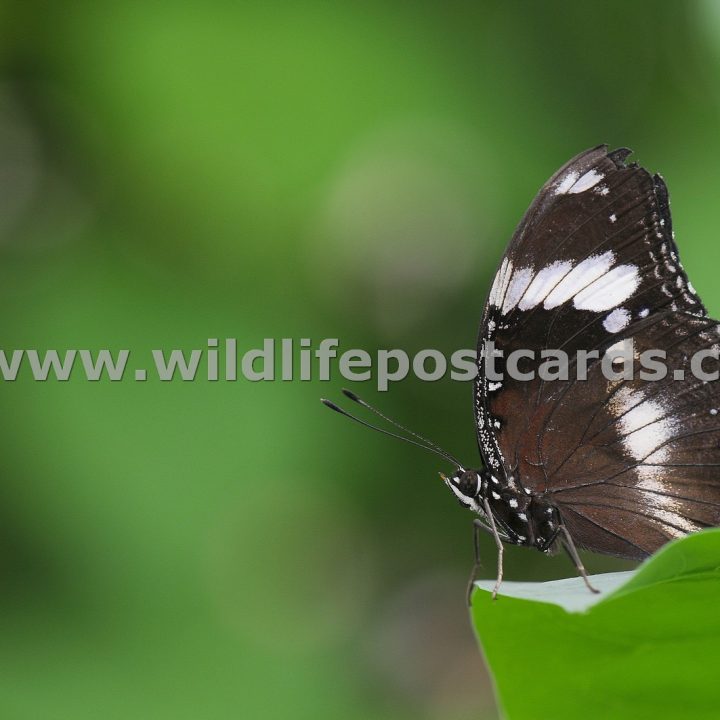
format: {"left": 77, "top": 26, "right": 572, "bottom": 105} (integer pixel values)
{"left": 441, "top": 469, "right": 487, "bottom": 512}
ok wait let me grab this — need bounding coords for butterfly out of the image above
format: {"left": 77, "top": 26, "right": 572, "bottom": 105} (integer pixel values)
{"left": 324, "top": 145, "right": 720, "bottom": 598}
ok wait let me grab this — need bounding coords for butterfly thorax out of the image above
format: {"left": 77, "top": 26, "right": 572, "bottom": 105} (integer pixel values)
{"left": 444, "top": 469, "right": 561, "bottom": 551}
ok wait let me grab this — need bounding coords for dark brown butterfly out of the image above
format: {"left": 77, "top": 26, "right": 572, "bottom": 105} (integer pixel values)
{"left": 324, "top": 146, "right": 720, "bottom": 598}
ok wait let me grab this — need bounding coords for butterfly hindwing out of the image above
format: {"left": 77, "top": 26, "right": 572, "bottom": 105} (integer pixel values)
{"left": 540, "top": 311, "right": 720, "bottom": 558}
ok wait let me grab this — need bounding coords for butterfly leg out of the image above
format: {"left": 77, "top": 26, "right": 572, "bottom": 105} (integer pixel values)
{"left": 482, "top": 497, "right": 504, "bottom": 600}
{"left": 467, "top": 518, "right": 488, "bottom": 605}
{"left": 559, "top": 525, "right": 599, "bottom": 594}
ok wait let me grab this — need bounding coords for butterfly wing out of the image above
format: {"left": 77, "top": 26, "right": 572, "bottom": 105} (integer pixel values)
{"left": 475, "top": 146, "right": 719, "bottom": 558}
{"left": 537, "top": 311, "right": 720, "bottom": 559}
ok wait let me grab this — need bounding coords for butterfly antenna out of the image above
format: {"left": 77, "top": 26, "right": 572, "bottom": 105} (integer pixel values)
{"left": 321, "top": 398, "right": 463, "bottom": 469}
{"left": 341, "top": 388, "right": 464, "bottom": 464}
{"left": 322, "top": 390, "right": 464, "bottom": 469}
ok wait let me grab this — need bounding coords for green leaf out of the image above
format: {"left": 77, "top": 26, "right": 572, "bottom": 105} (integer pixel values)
{"left": 470, "top": 529, "right": 720, "bottom": 720}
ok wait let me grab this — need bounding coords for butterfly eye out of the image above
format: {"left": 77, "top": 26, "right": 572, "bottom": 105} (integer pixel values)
{"left": 458, "top": 471, "right": 479, "bottom": 497}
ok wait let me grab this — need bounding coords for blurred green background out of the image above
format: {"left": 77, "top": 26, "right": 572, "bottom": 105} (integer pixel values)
{"left": 1, "top": 1, "right": 720, "bottom": 718}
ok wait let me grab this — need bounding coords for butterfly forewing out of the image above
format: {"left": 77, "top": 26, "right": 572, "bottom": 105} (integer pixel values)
{"left": 475, "top": 145, "right": 720, "bottom": 558}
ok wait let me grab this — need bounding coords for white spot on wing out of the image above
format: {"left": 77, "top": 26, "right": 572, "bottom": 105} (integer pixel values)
{"left": 573, "top": 264, "right": 640, "bottom": 312}
{"left": 609, "top": 213, "right": 617, "bottom": 223}
{"left": 518, "top": 261, "right": 573, "bottom": 311}
{"left": 609, "top": 388, "right": 676, "bottom": 462}
{"left": 555, "top": 170, "right": 579, "bottom": 195}
{"left": 543, "top": 251, "right": 615, "bottom": 309}
{"left": 606, "top": 340, "right": 624, "bottom": 354}
{"left": 489, "top": 257, "right": 513, "bottom": 308}
{"left": 501, "top": 267, "right": 534, "bottom": 315}
{"left": 567, "top": 169, "right": 604, "bottom": 194}
{"left": 603, "top": 307, "right": 631, "bottom": 333}
{"left": 607, "top": 389, "right": 699, "bottom": 536}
